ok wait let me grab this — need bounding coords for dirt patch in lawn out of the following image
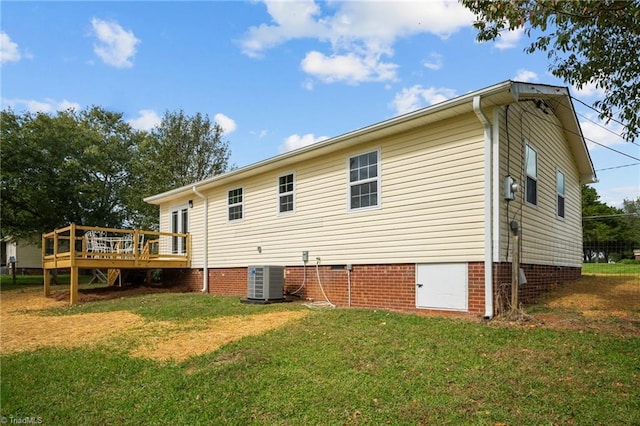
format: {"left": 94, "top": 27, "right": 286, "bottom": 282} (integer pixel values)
{"left": 129, "top": 311, "right": 309, "bottom": 362}
{"left": 1, "top": 288, "right": 309, "bottom": 361}
{"left": 527, "top": 274, "right": 640, "bottom": 336}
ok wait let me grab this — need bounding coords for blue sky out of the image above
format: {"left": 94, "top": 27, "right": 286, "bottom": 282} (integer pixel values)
{"left": 2, "top": 1, "right": 638, "bottom": 207}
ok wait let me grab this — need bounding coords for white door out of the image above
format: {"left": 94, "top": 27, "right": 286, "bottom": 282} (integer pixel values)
{"left": 416, "top": 263, "right": 468, "bottom": 311}
{"left": 171, "top": 206, "right": 188, "bottom": 254}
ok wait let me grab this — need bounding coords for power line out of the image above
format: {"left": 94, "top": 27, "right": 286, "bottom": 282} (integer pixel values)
{"left": 528, "top": 98, "right": 640, "bottom": 162}
{"left": 583, "top": 213, "right": 639, "bottom": 220}
{"left": 584, "top": 138, "right": 640, "bottom": 162}
{"left": 595, "top": 163, "right": 640, "bottom": 172}
{"left": 570, "top": 95, "right": 629, "bottom": 130}
{"left": 576, "top": 111, "right": 640, "bottom": 148}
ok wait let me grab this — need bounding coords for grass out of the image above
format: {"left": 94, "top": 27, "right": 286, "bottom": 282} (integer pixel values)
{"left": 44, "top": 291, "right": 306, "bottom": 321}
{"left": 2, "top": 291, "right": 639, "bottom": 425}
{"left": 582, "top": 262, "right": 640, "bottom": 275}
{"left": 0, "top": 274, "right": 92, "bottom": 291}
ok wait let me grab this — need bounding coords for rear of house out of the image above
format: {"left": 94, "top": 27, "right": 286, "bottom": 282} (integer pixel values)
{"left": 145, "top": 81, "right": 595, "bottom": 317}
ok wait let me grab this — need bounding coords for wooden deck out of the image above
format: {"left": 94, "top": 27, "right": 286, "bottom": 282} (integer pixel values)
{"left": 42, "top": 224, "right": 190, "bottom": 305}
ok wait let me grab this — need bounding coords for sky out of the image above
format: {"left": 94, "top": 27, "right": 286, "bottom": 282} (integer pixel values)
{"left": 1, "top": 0, "right": 638, "bottom": 207}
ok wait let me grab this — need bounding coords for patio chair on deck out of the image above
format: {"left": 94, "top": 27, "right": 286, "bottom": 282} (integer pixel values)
{"left": 85, "top": 230, "right": 108, "bottom": 255}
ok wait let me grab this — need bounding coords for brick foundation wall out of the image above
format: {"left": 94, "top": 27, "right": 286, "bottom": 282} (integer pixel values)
{"left": 492, "top": 262, "right": 581, "bottom": 314}
{"left": 285, "top": 264, "right": 416, "bottom": 311}
{"left": 163, "top": 269, "right": 203, "bottom": 291}
{"left": 168, "top": 261, "right": 580, "bottom": 317}
{"left": 467, "top": 262, "right": 485, "bottom": 315}
{"left": 210, "top": 268, "right": 246, "bottom": 296}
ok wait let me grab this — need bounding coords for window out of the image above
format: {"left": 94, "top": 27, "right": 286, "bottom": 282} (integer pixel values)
{"left": 228, "top": 188, "right": 243, "bottom": 221}
{"left": 525, "top": 144, "right": 538, "bottom": 206}
{"left": 278, "top": 173, "right": 295, "bottom": 213}
{"left": 171, "top": 206, "right": 188, "bottom": 254}
{"left": 557, "top": 169, "right": 565, "bottom": 218}
{"left": 349, "top": 150, "right": 379, "bottom": 210}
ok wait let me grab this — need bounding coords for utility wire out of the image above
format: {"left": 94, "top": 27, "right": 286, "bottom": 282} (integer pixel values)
{"left": 583, "top": 213, "right": 639, "bottom": 220}
{"left": 570, "top": 95, "right": 629, "bottom": 130}
{"left": 528, "top": 104, "right": 640, "bottom": 162}
{"left": 595, "top": 163, "right": 640, "bottom": 172}
{"left": 576, "top": 111, "right": 640, "bottom": 148}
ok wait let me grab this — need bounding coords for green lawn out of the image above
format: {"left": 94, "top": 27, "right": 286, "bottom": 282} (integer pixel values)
{"left": 582, "top": 262, "right": 640, "bottom": 275}
{"left": 0, "top": 273, "right": 93, "bottom": 291}
{"left": 1, "top": 292, "right": 638, "bottom": 425}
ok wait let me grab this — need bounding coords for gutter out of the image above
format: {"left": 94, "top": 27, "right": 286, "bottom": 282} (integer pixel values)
{"left": 473, "top": 95, "right": 495, "bottom": 319}
{"left": 192, "top": 186, "right": 209, "bottom": 293}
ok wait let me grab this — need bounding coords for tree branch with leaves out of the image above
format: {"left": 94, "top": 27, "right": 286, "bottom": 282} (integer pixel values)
{"left": 462, "top": 0, "right": 640, "bottom": 141}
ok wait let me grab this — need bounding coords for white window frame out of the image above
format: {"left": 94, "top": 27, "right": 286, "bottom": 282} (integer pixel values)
{"left": 556, "top": 168, "right": 566, "bottom": 219}
{"left": 347, "top": 148, "right": 381, "bottom": 212}
{"left": 277, "top": 172, "right": 295, "bottom": 215}
{"left": 525, "top": 142, "right": 538, "bottom": 207}
{"left": 227, "top": 187, "right": 244, "bottom": 222}
{"left": 170, "top": 205, "right": 188, "bottom": 254}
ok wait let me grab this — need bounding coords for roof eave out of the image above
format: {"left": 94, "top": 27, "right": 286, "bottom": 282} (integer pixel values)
{"left": 145, "top": 80, "right": 596, "bottom": 204}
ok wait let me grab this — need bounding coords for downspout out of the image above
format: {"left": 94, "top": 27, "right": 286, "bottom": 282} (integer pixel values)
{"left": 473, "top": 96, "right": 494, "bottom": 319}
{"left": 192, "top": 186, "right": 209, "bottom": 293}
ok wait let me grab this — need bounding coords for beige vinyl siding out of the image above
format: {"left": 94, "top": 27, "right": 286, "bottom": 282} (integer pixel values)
{"left": 497, "top": 102, "right": 583, "bottom": 267}
{"left": 160, "top": 198, "right": 205, "bottom": 266}
{"left": 187, "top": 200, "right": 205, "bottom": 266}
{"left": 179, "top": 112, "right": 487, "bottom": 268}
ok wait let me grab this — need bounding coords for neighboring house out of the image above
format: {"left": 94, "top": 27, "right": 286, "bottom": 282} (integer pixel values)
{"left": 2, "top": 237, "right": 43, "bottom": 274}
{"left": 144, "top": 81, "right": 596, "bottom": 317}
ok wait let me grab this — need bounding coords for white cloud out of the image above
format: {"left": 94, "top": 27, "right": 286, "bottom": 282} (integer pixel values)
{"left": 494, "top": 27, "right": 524, "bottom": 50}
{"left": 278, "top": 133, "right": 329, "bottom": 153}
{"left": 128, "top": 109, "right": 161, "bottom": 131}
{"left": 391, "top": 85, "right": 457, "bottom": 115}
{"left": 301, "top": 50, "right": 397, "bottom": 84}
{"left": 0, "top": 32, "right": 22, "bottom": 64}
{"left": 580, "top": 113, "right": 626, "bottom": 149}
{"left": 2, "top": 97, "right": 80, "bottom": 113}
{"left": 595, "top": 184, "right": 640, "bottom": 208}
{"left": 91, "top": 18, "right": 140, "bottom": 68}
{"left": 513, "top": 69, "right": 538, "bottom": 82}
{"left": 214, "top": 113, "right": 237, "bottom": 134}
{"left": 572, "top": 81, "right": 605, "bottom": 98}
{"left": 240, "top": 1, "right": 474, "bottom": 84}
{"left": 249, "top": 130, "right": 269, "bottom": 139}
{"left": 423, "top": 52, "right": 443, "bottom": 71}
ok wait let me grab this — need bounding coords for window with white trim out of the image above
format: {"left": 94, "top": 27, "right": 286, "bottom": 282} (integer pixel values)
{"left": 228, "top": 188, "right": 243, "bottom": 221}
{"left": 278, "top": 173, "right": 295, "bottom": 213}
{"left": 525, "top": 144, "right": 538, "bottom": 206}
{"left": 557, "top": 169, "right": 565, "bottom": 218}
{"left": 349, "top": 150, "right": 379, "bottom": 210}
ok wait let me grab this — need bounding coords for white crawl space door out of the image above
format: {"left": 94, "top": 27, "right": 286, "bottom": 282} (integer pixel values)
{"left": 416, "top": 263, "right": 468, "bottom": 311}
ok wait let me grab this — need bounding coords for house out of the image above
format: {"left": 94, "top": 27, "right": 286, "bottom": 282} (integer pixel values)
{"left": 144, "top": 81, "right": 596, "bottom": 317}
{"left": 2, "top": 237, "right": 43, "bottom": 274}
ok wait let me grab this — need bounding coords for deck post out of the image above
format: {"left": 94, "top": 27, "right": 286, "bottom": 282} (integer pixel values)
{"left": 44, "top": 269, "right": 51, "bottom": 297}
{"left": 42, "top": 233, "right": 50, "bottom": 297}
{"left": 70, "top": 267, "right": 78, "bottom": 305}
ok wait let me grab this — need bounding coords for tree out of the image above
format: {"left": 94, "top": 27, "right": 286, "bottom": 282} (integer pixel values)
{"left": 620, "top": 197, "right": 640, "bottom": 254}
{"left": 126, "top": 110, "right": 232, "bottom": 229}
{"left": 1, "top": 107, "right": 135, "bottom": 242}
{"left": 580, "top": 185, "right": 639, "bottom": 262}
{"left": 1, "top": 107, "right": 232, "bottom": 238}
{"left": 462, "top": 0, "right": 640, "bottom": 142}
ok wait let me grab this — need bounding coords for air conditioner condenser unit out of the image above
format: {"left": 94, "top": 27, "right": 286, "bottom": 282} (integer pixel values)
{"left": 247, "top": 265, "right": 285, "bottom": 301}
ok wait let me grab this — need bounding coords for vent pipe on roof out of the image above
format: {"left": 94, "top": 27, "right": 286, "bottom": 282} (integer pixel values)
{"left": 473, "top": 95, "right": 495, "bottom": 319}
{"left": 192, "top": 186, "right": 209, "bottom": 293}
